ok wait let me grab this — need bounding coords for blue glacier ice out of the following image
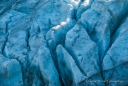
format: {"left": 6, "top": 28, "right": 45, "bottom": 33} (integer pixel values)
{"left": 0, "top": 54, "right": 23, "bottom": 86}
{"left": 56, "top": 44, "right": 85, "bottom": 86}
{"left": 0, "top": 0, "right": 128, "bottom": 86}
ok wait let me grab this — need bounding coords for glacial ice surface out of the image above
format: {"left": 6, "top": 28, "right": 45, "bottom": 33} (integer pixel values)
{"left": 0, "top": 0, "right": 128, "bottom": 86}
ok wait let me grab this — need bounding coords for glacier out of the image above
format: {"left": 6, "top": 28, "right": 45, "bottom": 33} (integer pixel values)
{"left": 0, "top": 0, "right": 128, "bottom": 86}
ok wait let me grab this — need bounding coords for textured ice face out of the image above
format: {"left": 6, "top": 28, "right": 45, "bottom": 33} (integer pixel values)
{"left": 0, "top": 54, "right": 23, "bottom": 86}
{"left": 1, "top": 0, "right": 128, "bottom": 86}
